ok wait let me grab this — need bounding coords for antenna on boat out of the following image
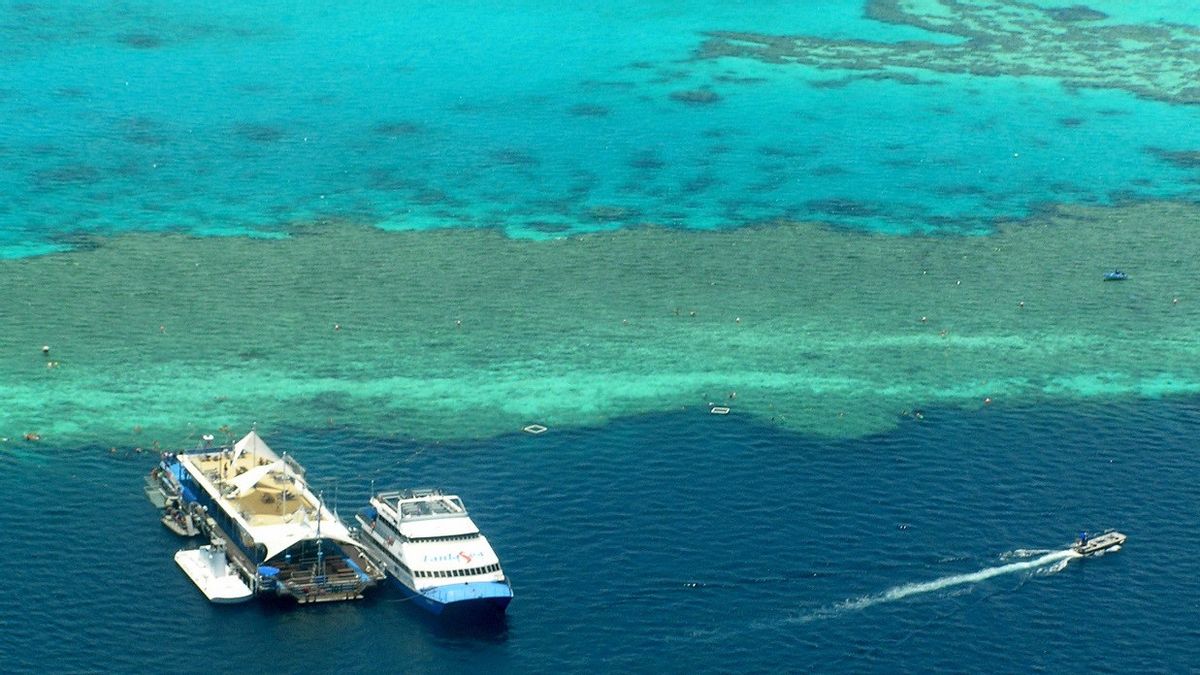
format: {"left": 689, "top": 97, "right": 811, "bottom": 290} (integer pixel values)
{"left": 316, "top": 490, "right": 326, "bottom": 580}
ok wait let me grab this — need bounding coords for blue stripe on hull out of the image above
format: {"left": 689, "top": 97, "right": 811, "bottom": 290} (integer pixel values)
{"left": 389, "top": 577, "right": 512, "bottom": 616}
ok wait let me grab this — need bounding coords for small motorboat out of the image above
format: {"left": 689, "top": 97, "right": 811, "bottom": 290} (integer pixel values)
{"left": 1072, "top": 530, "right": 1126, "bottom": 556}
{"left": 1103, "top": 270, "right": 1128, "bottom": 281}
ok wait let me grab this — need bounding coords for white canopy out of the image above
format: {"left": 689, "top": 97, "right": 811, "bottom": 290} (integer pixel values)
{"left": 233, "top": 430, "right": 278, "bottom": 461}
{"left": 260, "top": 522, "right": 360, "bottom": 561}
{"left": 229, "top": 459, "right": 284, "bottom": 498}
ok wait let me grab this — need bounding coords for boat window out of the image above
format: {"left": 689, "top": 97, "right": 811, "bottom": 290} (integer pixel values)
{"left": 411, "top": 533, "right": 480, "bottom": 543}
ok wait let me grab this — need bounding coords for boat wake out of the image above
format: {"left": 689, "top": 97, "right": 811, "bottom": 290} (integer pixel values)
{"left": 786, "top": 548, "right": 1080, "bottom": 624}
{"left": 999, "top": 548, "right": 1053, "bottom": 561}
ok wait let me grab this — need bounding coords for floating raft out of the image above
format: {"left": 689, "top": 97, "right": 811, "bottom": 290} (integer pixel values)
{"left": 144, "top": 484, "right": 168, "bottom": 509}
{"left": 174, "top": 543, "right": 254, "bottom": 604}
{"left": 709, "top": 406, "right": 731, "bottom": 415}
{"left": 523, "top": 424, "right": 548, "bottom": 434}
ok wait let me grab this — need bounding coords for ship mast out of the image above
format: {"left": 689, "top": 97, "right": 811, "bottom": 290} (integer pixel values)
{"left": 315, "top": 490, "right": 325, "bottom": 580}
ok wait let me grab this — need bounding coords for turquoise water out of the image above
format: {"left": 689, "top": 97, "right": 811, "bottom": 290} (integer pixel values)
{"left": 4, "top": 0, "right": 1200, "bottom": 257}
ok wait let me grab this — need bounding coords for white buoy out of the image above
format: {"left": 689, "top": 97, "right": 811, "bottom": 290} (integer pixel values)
{"left": 41, "top": 345, "right": 50, "bottom": 355}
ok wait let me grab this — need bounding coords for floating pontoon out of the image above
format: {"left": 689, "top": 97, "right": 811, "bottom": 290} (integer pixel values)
{"left": 174, "top": 541, "right": 254, "bottom": 603}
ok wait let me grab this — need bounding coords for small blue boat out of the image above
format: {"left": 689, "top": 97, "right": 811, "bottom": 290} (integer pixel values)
{"left": 1103, "top": 270, "right": 1128, "bottom": 281}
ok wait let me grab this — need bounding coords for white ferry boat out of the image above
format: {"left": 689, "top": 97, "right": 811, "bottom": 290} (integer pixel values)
{"left": 355, "top": 488, "right": 512, "bottom": 616}
{"left": 159, "top": 430, "right": 384, "bottom": 604}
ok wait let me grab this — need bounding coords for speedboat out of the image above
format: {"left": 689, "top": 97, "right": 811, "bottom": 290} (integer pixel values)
{"left": 355, "top": 488, "right": 512, "bottom": 616}
{"left": 1072, "top": 530, "right": 1126, "bottom": 556}
{"left": 1103, "top": 270, "right": 1128, "bottom": 281}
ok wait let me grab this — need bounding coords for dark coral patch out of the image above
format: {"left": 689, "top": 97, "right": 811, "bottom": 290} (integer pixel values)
{"left": 703, "top": 1, "right": 1200, "bottom": 105}
{"left": 32, "top": 165, "right": 102, "bottom": 190}
{"left": 682, "top": 174, "right": 718, "bottom": 194}
{"left": 366, "top": 168, "right": 421, "bottom": 192}
{"left": 810, "top": 165, "right": 849, "bottom": 177}
{"left": 412, "top": 189, "right": 452, "bottom": 206}
{"left": 628, "top": 152, "right": 665, "bottom": 170}
{"left": 1044, "top": 5, "right": 1108, "bottom": 22}
{"left": 648, "top": 69, "right": 690, "bottom": 84}
{"left": 487, "top": 149, "right": 540, "bottom": 168}
{"left": 588, "top": 205, "right": 638, "bottom": 222}
{"left": 1145, "top": 147, "right": 1200, "bottom": 168}
{"left": 935, "top": 184, "right": 987, "bottom": 197}
{"left": 47, "top": 231, "right": 102, "bottom": 252}
{"left": 670, "top": 89, "right": 722, "bottom": 105}
{"left": 758, "top": 145, "right": 803, "bottom": 159}
{"left": 714, "top": 74, "right": 767, "bottom": 85}
{"left": 567, "top": 104, "right": 611, "bottom": 118}
{"left": 122, "top": 117, "right": 167, "bottom": 147}
{"left": 526, "top": 221, "right": 573, "bottom": 234}
{"left": 809, "top": 78, "right": 853, "bottom": 90}
{"left": 1059, "top": 117, "right": 1085, "bottom": 127}
{"left": 372, "top": 121, "right": 423, "bottom": 137}
{"left": 117, "top": 33, "right": 164, "bottom": 49}
{"left": 234, "top": 124, "right": 286, "bottom": 143}
{"left": 580, "top": 80, "right": 636, "bottom": 90}
{"left": 805, "top": 198, "right": 881, "bottom": 217}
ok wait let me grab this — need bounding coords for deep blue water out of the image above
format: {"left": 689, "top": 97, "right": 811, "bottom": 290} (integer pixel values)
{"left": 2, "top": 398, "right": 1197, "bottom": 672}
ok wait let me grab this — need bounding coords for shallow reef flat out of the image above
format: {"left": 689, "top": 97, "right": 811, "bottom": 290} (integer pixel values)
{"left": 700, "top": 0, "right": 1200, "bottom": 105}
{"left": 2, "top": 200, "right": 1199, "bottom": 448}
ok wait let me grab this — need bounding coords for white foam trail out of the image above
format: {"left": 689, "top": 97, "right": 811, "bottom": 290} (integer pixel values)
{"left": 1000, "top": 548, "right": 1052, "bottom": 561}
{"left": 790, "top": 549, "right": 1080, "bottom": 624}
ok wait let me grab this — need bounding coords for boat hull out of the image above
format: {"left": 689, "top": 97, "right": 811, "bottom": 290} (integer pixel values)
{"left": 390, "top": 576, "right": 513, "bottom": 616}
{"left": 1073, "top": 531, "right": 1127, "bottom": 556}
